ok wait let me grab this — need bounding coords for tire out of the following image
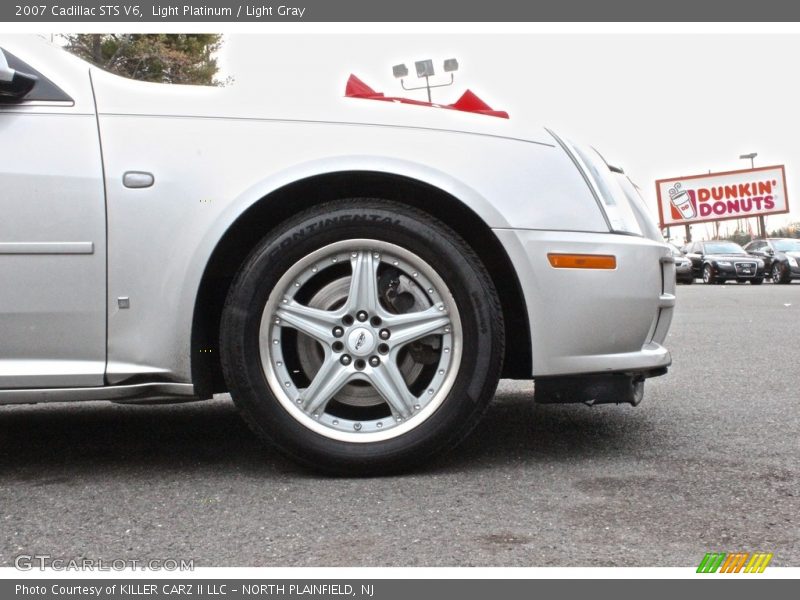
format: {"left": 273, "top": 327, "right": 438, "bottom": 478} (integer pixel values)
{"left": 772, "top": 262, "right": 790, "bottom": 284}
{"left": 702, "top": 264, "right": 716, "bottom": 285}
{"left": 219, "top": 199, "right": 504, "bottom": 475}
{"left": 751, "top": 278, "right": 764, "bottom": 285}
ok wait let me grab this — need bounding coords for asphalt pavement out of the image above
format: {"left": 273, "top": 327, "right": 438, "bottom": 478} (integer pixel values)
{"left": 0, "top": 282, "right": 798, "bottom": 567}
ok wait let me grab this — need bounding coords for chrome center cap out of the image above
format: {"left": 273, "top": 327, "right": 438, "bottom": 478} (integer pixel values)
{"left": 347, "top": 327, "right": 375, "bottom": 356}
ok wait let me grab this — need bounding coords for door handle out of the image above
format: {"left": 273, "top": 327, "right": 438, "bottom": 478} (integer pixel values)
{"left": 122, "top": 171, "right": 154, "bottom": 189}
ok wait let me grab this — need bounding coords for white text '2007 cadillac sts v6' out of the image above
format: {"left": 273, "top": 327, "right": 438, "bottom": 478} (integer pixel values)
{"left": 0, "top": 36, "right": 674, "bottom": 474}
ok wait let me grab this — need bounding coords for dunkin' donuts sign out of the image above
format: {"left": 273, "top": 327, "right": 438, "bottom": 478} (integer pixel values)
{"left": 655, "top": 166, "right": 789, "bottom": 227}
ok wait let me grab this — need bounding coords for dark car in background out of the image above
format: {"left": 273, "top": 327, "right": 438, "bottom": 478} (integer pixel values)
{"left": 683, "top": 240, "right": 765, "bottom": 285}
{"left": 744, "top": 238, "right": 800, "bottom": 284}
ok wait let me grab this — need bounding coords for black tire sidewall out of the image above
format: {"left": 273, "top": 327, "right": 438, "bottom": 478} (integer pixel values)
{"left": 220, "top": 200, "right": 503, "bottom": 473}
{"left": 703, "top": 265, "right": 713, "bottom": 284}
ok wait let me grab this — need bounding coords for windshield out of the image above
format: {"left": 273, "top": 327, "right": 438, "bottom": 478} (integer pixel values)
{"left": 773, "top": 239, "right": 800, "bottom": 252}
{"left": 703, "top": 242, "right": 746, "bottom": 255}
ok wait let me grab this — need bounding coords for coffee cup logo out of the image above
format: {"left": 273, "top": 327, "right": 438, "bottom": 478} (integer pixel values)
{"left": 668, "top": 182, "right": 696, "bottom": 219}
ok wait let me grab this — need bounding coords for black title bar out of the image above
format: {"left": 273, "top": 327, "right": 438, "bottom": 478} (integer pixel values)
{"left": 4, "top": 0, "right": 800, "bottom": 22}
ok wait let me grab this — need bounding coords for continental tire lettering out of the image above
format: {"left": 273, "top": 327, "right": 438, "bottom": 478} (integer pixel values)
{"left": 267, "top": 214, "right": 404, "bottom": 261}
{"left": 471, "top": 290, "right": 488, "bottom": 335}
{"left": 311, "top": 215, "right": 401, "bottom": 228}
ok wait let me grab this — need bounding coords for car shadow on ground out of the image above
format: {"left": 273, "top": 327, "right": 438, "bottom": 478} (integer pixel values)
{"left": 0, "top": 386, "right": 659, "bottom": 480}
{"left": 435, "top": 383, "right": 663, "bottom": 474}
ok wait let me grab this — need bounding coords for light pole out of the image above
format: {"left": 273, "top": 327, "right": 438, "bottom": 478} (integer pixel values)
{"left": 392, "top": 58, "right": 459, "bottom": 103}
{"left": 740, "top": 152, "right": 757, "bottom": 169}
{"left": 740, "top": 152, "right": 765, "bottom": 238}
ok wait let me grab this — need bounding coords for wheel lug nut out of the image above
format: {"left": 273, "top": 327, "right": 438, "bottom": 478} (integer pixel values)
{"left": 369, "top": 356, "right": 380, "bottom": 367}
{"left": 342, "top": 315, "right": 354, "bottom": 326}
{"left": 378, "top": 343, "right": 389, "bottom": 355}
{"left": 332, "top": 326, "right": 344, "bottom": 338}
{"left": 332, "top": 341, "right": 344, "bottom": 352}
{"left": 354, "top": 359, "right": 366, "bottom": 371}
{"left": 370, "top": 316, "right": 382, "bottom": 327}
{"left": 356, "top": 311, "right": 368, "bottom": 322}
{"left": 379, "top": 329, "right": 390, "bottom": 340}
{"left": 340, "top": 354, "right": 352, "bottom": 366}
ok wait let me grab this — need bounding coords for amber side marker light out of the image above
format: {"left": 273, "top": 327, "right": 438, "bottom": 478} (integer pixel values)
{"left": 547, "top": 253, "right": 617, "bottom": 269}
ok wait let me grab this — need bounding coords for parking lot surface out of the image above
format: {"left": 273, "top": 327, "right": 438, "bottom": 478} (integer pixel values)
{"left": 0, "top": 284, "right": 797, "bottom": 567}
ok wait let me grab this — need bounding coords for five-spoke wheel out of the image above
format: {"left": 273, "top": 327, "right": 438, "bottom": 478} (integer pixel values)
{"left": 261, "top": 242, "right": 461, "bottom": 442}
{"left": 220, "top": 200, "right": 503, "bottom": 474}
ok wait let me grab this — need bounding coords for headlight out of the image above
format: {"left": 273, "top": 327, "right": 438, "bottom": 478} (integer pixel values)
{"left": 788, "top": 256, "right": 798, "bottom": 267}
{"left": 757, "top": 259, "right": 765, "bottom": 267}
{"left": 717, "top": 261, "right": 732, "bottom": 266}
{"left": 549, "top": 132, "right": 644, "bottom": 236}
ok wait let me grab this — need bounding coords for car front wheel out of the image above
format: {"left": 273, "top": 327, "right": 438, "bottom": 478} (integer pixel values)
{"left": 703, "top": 264, "right": 716, "bottom": 284}
{"left": 220, "top": 200, "right": 504, "bottom": 474}
{"left": 772, "top": 262, "right": 790, "bottom": 284}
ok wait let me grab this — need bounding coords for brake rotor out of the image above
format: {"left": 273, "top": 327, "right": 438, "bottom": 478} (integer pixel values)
{"left": 296, "top": 275, "right": 429, "bottom": 407}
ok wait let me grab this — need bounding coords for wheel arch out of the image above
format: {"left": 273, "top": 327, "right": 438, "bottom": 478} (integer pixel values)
{"left": 191, "top": 171, "right": 532, "bottom": 397}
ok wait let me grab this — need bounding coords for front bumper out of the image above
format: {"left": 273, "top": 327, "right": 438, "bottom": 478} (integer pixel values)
{"left": 714, "top": 262, "right": 765, "bottom": 279}
{"left": 494, "top": 229, "right": 673, "bottom": 378}
{"left": 675, "top": 261, "right": 694, "bottom": 281}
{"left": 534, "top": 368, "right": 667, "bottom": 406}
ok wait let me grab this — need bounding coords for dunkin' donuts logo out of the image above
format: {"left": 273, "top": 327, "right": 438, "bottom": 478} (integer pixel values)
{"left": 668, "top": 183, "right": 696, "bottom": 219}
{"left": 657, "top": 166, "right": 788, "bottom": 226}
{"left": 669, "top": 178, "right": 777, "bottom": 221}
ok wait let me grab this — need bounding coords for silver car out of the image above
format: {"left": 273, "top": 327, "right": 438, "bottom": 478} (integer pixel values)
{"left": 672, "top": 245, "right": 694, "bottom": 284}
{"left": 0, "top": 36, "right": 673, "bottom": 473}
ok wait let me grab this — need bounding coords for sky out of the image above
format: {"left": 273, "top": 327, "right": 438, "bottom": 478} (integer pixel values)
{"left": 218, "top": 33, "right": 800, "bottom": 243}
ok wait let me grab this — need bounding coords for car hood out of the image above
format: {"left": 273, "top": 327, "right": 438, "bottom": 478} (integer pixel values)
{"left": 89, "top": 67, "right": 554, "bottom": 146}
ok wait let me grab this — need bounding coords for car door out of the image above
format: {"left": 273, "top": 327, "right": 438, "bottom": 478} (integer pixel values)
{"left": 0, "top": 42, "right": 106, "bottom": 388}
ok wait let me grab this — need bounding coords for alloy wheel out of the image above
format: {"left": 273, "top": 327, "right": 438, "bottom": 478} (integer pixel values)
{"left": 258, "top": 240, "right": 462, "bottom": 443}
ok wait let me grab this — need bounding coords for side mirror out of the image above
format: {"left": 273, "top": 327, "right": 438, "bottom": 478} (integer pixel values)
{"left": 766, "top": 248, "right": 775, "bottom": 256}
{"left": 0, "top": 49, "right": 37, "bottom": 103}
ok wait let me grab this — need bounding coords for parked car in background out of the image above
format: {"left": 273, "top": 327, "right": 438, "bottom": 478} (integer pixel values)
{"left": 744, "top": 238, "right": 800, "bottom": 284}
{"left": 0, "top": 35, "right": 674, "bottom": 474}
{"left": 684, "top": 240, "right": 765, "bottom": 285}
{"left": 670, "top": 244, "right": 694, "bottom": 284}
